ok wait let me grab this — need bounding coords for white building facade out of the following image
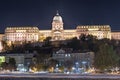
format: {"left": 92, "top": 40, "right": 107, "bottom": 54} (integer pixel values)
{"left": 3, "top": 12, "right": 120, "bottom": 45}
{"left": 5, "top": 27, "right": 39, "bottom": 44}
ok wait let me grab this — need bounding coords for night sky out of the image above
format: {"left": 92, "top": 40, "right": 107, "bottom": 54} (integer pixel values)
{"left": 0, "top": 0, "right": 120, "bottom": 33}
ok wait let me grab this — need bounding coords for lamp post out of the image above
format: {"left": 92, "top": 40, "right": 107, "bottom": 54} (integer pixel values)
{"left": 82, "top": 61, "right": 87, "bottom": 73}
{"left": 75, "top": 62, "right": 79, "bottom": 73}
{"left": 27, "top": 62, "right": 30, "bottom": 72}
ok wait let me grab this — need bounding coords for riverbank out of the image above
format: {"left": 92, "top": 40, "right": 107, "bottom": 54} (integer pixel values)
{"left": 0, "top": 77, "right": 119, "bottom": 80}
{"left": 0, "top": 73, "right": 119, "bottom": 80}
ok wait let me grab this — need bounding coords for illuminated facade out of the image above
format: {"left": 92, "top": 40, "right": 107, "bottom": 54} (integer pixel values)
{"left": 52, "top": 12, "right": 64, "bottom": 40}
{"left": 39, "top": 12, "right": 112, "bottom": 40}
{"left": 39, "top": 12, "right": 77, "bottom": 41}
{"left": 5, "top": 27, "right": 39, "bottom": 44}
{"left": 3, "top": 12, "right": 120, "bottom": 44}
{"left": 111, "top": 31, "right": 120, "bottom": 40}
{"left": 0, "top": 34, "right": 4, "bottom": 41}
{"left": 76, "top": 25, "right": 111, "bottom": 39}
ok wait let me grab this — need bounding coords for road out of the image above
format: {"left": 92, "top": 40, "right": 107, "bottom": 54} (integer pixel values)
{"left": 0, "top": 73, "right": 119, "bottom": 79}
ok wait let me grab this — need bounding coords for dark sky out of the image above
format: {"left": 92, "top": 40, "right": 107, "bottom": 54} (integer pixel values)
{"left": 0, "top": 0, "right": 120, "bottom": 33}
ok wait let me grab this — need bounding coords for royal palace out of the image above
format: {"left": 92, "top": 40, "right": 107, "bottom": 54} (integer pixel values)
{"left": 0, "top": 12, "right": 120, "bottom": 45}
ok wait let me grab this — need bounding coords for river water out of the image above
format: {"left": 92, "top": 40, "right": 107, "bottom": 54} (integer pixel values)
{"left": 0, "top": 77, "right": 119, "bottom": 80}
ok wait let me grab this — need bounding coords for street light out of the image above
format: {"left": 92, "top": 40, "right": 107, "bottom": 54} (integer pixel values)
{"left": 75, "top": 62, "right": 80, "bottom": 73}
{"left": 82, "top": 61, "right": 87, "bottom": 72}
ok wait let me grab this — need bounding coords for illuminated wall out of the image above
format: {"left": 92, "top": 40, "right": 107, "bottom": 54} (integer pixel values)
{"left": 0, "top": 41, "right": 3, "bottom": 52}
{"left": 39, "top": 30, "right": 51, "bottom": 41}
{"left": 0, "top": 34, "right": 4, "bottom": 41}
{"left": 63, "top": 29, "right": 76, "bottom": 39}
{"left": 3, "top": 26, "right": 120, "bottom": 44}
{"left": 111, "top": 31, "right": 120, "bottom": 40}
{"left": 51, "top": 12, "right": 64, "bottom": 41}
{"left": 3, "top": 13, "right": 120, "bottom": 45}
{"left": 5, "top": 27, "right": 39, "bottom": 43}
{"left": 76, "top": 25, "right": 111, "bottom": 39}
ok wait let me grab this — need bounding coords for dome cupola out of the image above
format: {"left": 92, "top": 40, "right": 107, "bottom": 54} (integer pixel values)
{"left": 53, "top": 11, "right": 63, "bottom": 22}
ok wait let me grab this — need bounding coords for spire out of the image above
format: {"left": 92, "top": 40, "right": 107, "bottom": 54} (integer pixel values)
{"left": 56, "top": 10, "right": 59, "bottom": 16}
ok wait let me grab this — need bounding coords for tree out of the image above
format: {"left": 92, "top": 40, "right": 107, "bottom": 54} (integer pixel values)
{"left": 1, "top": 62, "right": 8, "bottom": 70}
{"left": 48, "top": 59, "right": 59, "bottom": 68}
{"left": 86, "top": 35, "right": 98, "bottom": 51}
{"left": 1, "top": 41, "right": 11, "bottom": 51}
{"left": 44, "top": 37, "right": 52, "bottom": 46}
{"left": 79, "top": 34, "right": 98, "bottom": 52}
{"left": 94, "top": 44, "right": 119, "bottom": 71}
{"left": 79, "top": 34, "right": 86, "bottom": 41}
{"left": 67, "top": 37, "right": 80, "bottom": 50}
{"left": 8, "top": 57, "right": 16, "bottom": 71}
{"left": 64, "top": 60, "right": 73, "bottom": 71}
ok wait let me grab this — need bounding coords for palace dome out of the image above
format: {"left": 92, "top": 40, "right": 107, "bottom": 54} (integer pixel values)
{"left": 53, "top": 12, "right": 63, "bottom": 22}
